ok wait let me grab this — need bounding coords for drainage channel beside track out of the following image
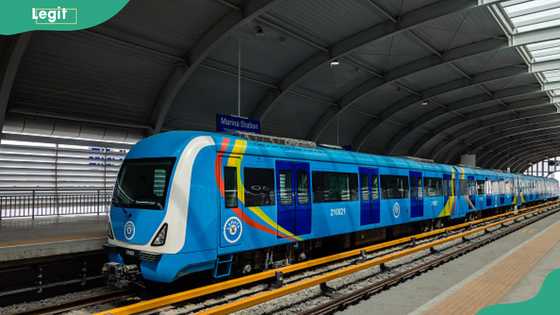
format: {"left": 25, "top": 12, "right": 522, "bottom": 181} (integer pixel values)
{"left": 90, "top": 201, "right": 559, "bottom": 315}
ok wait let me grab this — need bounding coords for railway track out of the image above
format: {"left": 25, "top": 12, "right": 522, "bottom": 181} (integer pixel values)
{"left": 13, "top": 290, "right": 133, "bottom": 315}
{"left": 88, "top": 200, "right": 559, "bottom": 315}
{"left": 299, "top": 208, "right": 555, "bottom": 315}
{"left": 0, "top": 250, "right": 107, "bottom": 307}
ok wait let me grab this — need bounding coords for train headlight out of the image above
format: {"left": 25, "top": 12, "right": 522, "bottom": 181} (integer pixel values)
{"left": 151, "top": 223, "right": 168, "bottom": 246}
{"left": 107, "top": 222, "right": 114, "bottom": 239}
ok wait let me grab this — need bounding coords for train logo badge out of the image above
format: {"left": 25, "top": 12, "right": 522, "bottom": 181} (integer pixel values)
{"left": 392, "top": 202, "right": 401, "bottom": 218}
{"left": 124, "top": 220, "right": 135, "bottom": 240}
{"left": 223, "top": 216, "right": 243, "bottom": 244}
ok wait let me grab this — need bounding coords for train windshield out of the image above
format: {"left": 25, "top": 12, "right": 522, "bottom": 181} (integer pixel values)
{"left": 112, "top": 158, "right": 176, "bottom": 210}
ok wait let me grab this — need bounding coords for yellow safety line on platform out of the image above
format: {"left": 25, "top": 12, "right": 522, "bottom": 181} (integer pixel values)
{"left": 95, "top": 201, "right": 558, "bottom": 315}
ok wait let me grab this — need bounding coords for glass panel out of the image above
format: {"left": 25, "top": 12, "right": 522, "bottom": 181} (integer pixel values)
{"left": 380, "top": 175, "right": 409, "bottom": 199}
{"left": 360, "top": 174, "right": 369, "bottom": 201}
{"left": 224, "top": 166, "right": 238, "bottom": 208}
{"left": 279, "top": 170, "right": 293, "bottom": 206}
{"left": 312, "top": 172, "right": 358, "bottom": 203}
{"left": 424, "top": 177, "right": 442, "bottom": 197}
{"left": 372, "top": 176, "right": 379, "bottom": 200}
{"left": 477, "top": 180, "right": 485, "bottom": 195}
{"left": 244, "top": 168, "right": 275, "bottom": 206}
{"left": 113, "top": 158, "right": 175, "bottom": 210}
{"left": 297, "top": 171, "right": 310, "bottom": 205}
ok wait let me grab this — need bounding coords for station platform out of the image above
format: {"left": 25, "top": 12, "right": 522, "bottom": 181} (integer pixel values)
{"left": 0, "top": 215, "right": 107, "bottom": 263}
{"left": 341, "top": 210, "right": 560, "bottom": 315}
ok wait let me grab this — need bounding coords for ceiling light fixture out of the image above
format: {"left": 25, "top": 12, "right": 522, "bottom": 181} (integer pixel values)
{"left": 255, "top": 25, "right": 264, "bottom": 37}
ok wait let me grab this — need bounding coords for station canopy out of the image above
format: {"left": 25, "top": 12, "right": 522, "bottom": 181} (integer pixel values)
{"left": 1, "top": 0, "right": 560, "bottom": 173}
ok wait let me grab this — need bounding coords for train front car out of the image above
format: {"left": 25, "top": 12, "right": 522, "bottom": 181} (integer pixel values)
{"left": 104, "top": 131, "right": 218, "bottom": 284}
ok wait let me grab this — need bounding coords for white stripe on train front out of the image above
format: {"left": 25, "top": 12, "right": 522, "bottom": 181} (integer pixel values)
{"left": 108, "top": 136, "right": 215, "bottom": 254}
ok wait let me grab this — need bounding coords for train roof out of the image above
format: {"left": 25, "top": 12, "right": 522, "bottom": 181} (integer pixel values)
{"left": 128, "top": 130, "right": 556, "bottom": 181}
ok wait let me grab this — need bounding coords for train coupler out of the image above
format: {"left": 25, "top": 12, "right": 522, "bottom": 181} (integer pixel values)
{"left": 102, "top": 262, "right": 141, "bottom": 288}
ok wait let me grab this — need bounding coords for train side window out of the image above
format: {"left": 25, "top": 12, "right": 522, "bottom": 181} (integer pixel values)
{"left": 244, "top": 168, "right": 275, "bottom": 207}
{"left": 424, "top": 177, "right": 442, "bottom": 197}
{"left": 278, "top": 170, "right": 293, "bottom": 205}
{"left": 380, "top": 175, "right": 409, "bottom": 199}
{"left": 372, "top": 176, "right": 379, "bottom": 199}
{"left": 459, "top": 179, "right": 469, "bottom": 196}
{"left": 297, "top": 171, "right": 310, "bottom": 205}
{"left": 360, "top": 174, "right": 369, "bottom": 201}
{"left": 477, "top": 180, "right": 485, "bottom": 195}
{"left": 312, "top": 172, "right": 358, "bottom": 202}
{"left": 224, "top": 167, "right": 238, "bottom": 208}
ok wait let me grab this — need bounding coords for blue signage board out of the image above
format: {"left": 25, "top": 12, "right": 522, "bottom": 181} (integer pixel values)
{"left": 216, "top": 114, "right": 261, "bottom": 134}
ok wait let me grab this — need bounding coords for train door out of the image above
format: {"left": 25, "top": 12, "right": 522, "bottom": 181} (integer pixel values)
{"left": 467, "top": 176, "right": 476, "bottom": 211}
{"left": 275, "top": 161, "right": 311, "bottom": 237}
{"left": 220, "top": 155, "right": 243, "bottom": 248}
{"left": 486, "top": 178, "right": 492, "bottom": 207}
{"left": 359, "top": 168, "right": 380, "bottom": 225}
{"left": 443, "top": 173, "right": 452, "bottom": 215}
{"left": 499, "top": 179, "right": 505, "bottom": 204}
{"left": 409, "top": 171, "right": 423, "bottom": 218}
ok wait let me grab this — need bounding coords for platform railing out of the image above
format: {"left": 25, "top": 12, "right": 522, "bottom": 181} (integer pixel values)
{"left": 0, "top": 188, "right": 113, "bottom": 219}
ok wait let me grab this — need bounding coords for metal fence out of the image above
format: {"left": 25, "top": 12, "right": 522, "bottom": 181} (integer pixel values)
{"left": 0, "top": 188, "right": 113, "bottom": 219}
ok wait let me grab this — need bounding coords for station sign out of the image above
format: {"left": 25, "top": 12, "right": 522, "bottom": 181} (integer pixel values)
{"left": 216, "top": 114, "right": 261, "bottom": 134}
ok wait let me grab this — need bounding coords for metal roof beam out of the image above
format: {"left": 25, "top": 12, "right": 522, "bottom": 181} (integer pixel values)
{"left": 505, "top": 147, "right": 560, "bottom": 172}
{"left": 438, "top": 115, "right": 560, "bottom": 163}
{"left": 432, "top": 106, "right": 554, "bottom": 162}
{"left": 479, "top": 131, "right": 560, "bottom": 166}
{"left": 351, "top": 64, "right": 526, "bottom": 150}
{"left": 0, "top": 33, "right": 31, "bottom": 135}
{"left": 310, "top": 38, "right": 508, "bottom": 143}
{"left": 399, "top": 97, "right": 550, "bottom": 156}
{"left": 508, "top": 148, "right": 560, "bottom": 172}
{"left": 387, "top": 84, "right": 542, "bottom": 155}
{"left": 511, "top": 26, "right": 560, "bottom": 46}
{"left": 251, "top": 0, "right": 500, "bottom": 123}
{"left": 149, "top": 0, "right": 280, "bottom": 134}
{"left": 487, "top": 136, "right": 560, "bottom": 169}
{"left": 9, "top": 108, "right": 153, "bottom": 131}
{"left": 530, "top": 59, "right": 560, "bottom": 72}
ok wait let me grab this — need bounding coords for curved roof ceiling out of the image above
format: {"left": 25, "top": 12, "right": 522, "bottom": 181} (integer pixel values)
{"left": 1, "top": 0, "right": 559, "bottom": 172}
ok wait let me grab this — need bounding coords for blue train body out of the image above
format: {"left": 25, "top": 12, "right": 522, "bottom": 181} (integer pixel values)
{"left": 105, "top": 131, "right": 559, "bottom": 283}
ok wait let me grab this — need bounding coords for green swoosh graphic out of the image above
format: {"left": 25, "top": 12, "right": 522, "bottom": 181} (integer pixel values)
{"left": 0, "top": 0, "right": 129, "bottom": 35}
{"left": 478, "top": 268, "right": 560, "bottom": 315}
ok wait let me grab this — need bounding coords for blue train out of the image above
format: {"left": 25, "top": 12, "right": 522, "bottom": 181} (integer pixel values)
{"left": 104, "top": 131, "right": 559, "bottom": 283}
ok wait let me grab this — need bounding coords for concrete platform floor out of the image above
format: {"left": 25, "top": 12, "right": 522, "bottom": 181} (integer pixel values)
{"left": 341, "top": 210, "right": 560, "bottom": 315}
{"left": 0, "top": 215, "right": 107, "bottom": 262}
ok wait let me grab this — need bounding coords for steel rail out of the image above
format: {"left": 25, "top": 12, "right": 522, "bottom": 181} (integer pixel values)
{"left": 15, "top": 291, "right": 132, "bottom": 315}
{"left": 198, "top": 202, "right": 558, "bottom": 314}
{"left": 94, "top": 201, "right": 557, "bottom": 315}
{"left": 300, "top": 208, "right": 558, "bottom": 315}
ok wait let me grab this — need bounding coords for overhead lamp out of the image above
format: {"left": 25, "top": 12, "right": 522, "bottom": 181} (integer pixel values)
{"left": 255, "top": 25, "right": 264, "bottom": 37}
{"left": 330, "top": 59, "right": 340, "bottom": 67}
{"left": 420, "top": 100, "right": 429, "bottom": 106}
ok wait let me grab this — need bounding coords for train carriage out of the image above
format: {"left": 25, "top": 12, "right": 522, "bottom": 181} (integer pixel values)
{"left": 104, "top": 131, "right": 559, "bottom": 284}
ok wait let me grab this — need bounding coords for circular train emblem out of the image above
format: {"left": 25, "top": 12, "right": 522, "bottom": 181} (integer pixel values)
{"left": 124, "top": 221, "right": 135, "bottom": 240}
{"left": 223, "top": 216, "right": 243, "bottom": 244}
{"left": 392, "top": 202, "right": 401, "bottom": 218}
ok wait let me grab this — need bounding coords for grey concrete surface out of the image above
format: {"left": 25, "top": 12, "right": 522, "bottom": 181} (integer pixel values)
{"left": 340, "top": 211, "right": 560, "bottom": 315}
{"left": 500, "top": 237, "right": 560, "bottom": 304}
{"left": 0, "top": 215, "right": 106, "bottom": 262}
